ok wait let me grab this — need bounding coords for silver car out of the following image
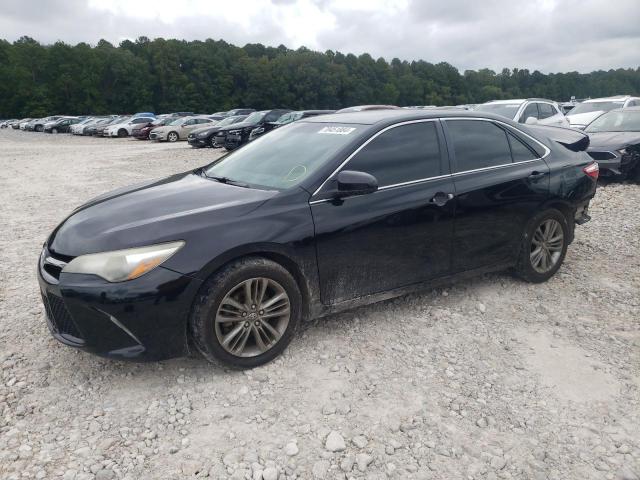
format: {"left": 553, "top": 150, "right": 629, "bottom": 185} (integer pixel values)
{"left": 149, "top": 116, "right": 216, "bottom": 142}
{"left": 475, "top": 99, "right": 569, "bottom": 127}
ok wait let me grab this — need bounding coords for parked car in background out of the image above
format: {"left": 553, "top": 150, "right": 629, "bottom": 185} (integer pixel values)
{"left": 37, "top": 109, "right": 597, "bottom": 367}
{"left": 132, "top": 112, "right": 155, "bottom": 118}
{"left": 336, "top": 105, "right": 401, "bottom": 113}
{"left": 44, "top": 117, "right": 82, "bottom": 134}
{"left": 248, "top": 110, "right": 335, "bottom": 142}
{"left": 566, "top": 96, "right": 640, "bottom": 129}
{"left": 149, "top": 116, "right": 216, "bottom": 142}
{"left": 584, "top": 107, "right": 640, "bottom": 179}
{"left": 219, "top": 109, "right": 291, "bottom": 150}
{"left": 94, "top": 116, "right": 128, "bottom": 137}
{"left": 132, "top": 117, "right": 167, "bottom": 140}
{"left": 13, "top": 118, "right": 31, "bottom": 129}
{"left": 475, "top": 99, "right": 569, "bottom": 127}
{"left": 1, "top": 119, "right": 17, "bottom": 128}
{"left": 105, "top": 116, "right": 156, "bottom": 137}
{"left": 70, "top": 117, "right": 96, "bottom": 135}
{"left": 29, "top": 116, "right": 63, "bottom": 132}
{"left": 187, "top": 115, "right": 249, "bottom": 148}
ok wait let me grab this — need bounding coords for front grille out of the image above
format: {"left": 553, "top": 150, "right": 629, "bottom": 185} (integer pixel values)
{"left": 42, "top": 293, "right": 84, "bottom": 343}
{"left": 588, "top": 151, "right": 617, "bottom": 161}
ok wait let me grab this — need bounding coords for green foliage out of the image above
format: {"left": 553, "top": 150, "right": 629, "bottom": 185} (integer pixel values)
{"left": 0, "top": 37, "right": 638, "bottom": 117}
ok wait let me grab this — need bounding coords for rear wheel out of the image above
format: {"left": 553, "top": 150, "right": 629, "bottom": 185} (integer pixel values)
{"left": 189, "top": 257, "right": 301, "bottom": 368}
{"left": 515, "top": 209, "right": 568, "bottom": 283}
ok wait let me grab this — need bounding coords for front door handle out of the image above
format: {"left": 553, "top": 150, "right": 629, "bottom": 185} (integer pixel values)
{"left": 430, "top": 192, "right": 454, "bottom": 207}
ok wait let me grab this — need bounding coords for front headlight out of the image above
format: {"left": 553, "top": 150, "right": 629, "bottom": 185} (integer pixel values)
{"left": 197, "top": 131, "right": 210, "bottom": 138}
{"left": 62, "top": 241, "right": 185, "bottom": 282}
{"left": 617, "top": 148, "right": 627, "bottom": 155}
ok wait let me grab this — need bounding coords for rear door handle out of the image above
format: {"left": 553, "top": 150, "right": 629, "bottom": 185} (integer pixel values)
{"left": 429, "top": 192, "right": 454, "bottom": 207}
{"left": 528, "top": 170, "right": 547, "bottom": 180}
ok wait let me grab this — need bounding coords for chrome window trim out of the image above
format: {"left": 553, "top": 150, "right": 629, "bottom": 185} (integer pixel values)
{"left": 309, "top": 116, "right": 551, "bottom": 204}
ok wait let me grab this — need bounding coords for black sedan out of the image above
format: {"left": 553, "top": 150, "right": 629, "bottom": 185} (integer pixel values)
{"left": 220, "top": 109, "right": 291, "bottom": 150}
{"left": 38, "top": 110, "right": 598, "bottom": 368}
{"left": 585, "top": 107, "right": 640, "bottom": 179}
{"left": 44, "top": 117, "right": 82, "bottom": 133}
{"left": 248, "top": 110, "right": 335, "bottom": 142}
{"left": 187, "top": 115, "right": 248, "bottom": 148}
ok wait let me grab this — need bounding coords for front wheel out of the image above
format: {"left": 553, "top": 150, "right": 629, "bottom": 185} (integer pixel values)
{"left": 514, "top": 209, "right": 568, "bottom": 283}
{"left": 51, "top": 128, "right": 58, "bottom": 134}
{"left": 167, "top": 131, "right": 179, "bottom": 142}
{"left": 117, "top": 129, "right": 128, "bottom": 138}
{"left": 189, "top": 257, "right": 301, "bottom": 368}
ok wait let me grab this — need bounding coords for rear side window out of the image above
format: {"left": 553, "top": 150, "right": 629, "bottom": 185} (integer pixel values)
{"left": 447, "top": 120, "right": 512, "bottom": 172}
{"left": 345, "top": 122, "right": 441, "bottom": 187}
{"left": 520, "top": 103, "right": 539, "bottom": 122}
{"left": 538, "top": 103, "right": 555, "bottom": 119}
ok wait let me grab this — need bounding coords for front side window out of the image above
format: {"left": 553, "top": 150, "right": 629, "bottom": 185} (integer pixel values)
{"left": 343, "top": 122, "right": 441, "bottom": 187}
{"left": 538, "top": 103, "right": 555, "bottom": 119}
{"left": 447, "top": 120, "right": 512, "bottom": 172}
{"left": 520, "top": 103, "right": 539, "bottom": 122}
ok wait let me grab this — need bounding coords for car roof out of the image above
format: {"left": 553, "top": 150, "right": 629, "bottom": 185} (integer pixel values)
{"left": 584, "top": 95, "right": 638, "bottom": 103}
{"left": 484, "top": 98, "right": 557, "bottom": 105}
{"left": 303, "top": 108, "right": 501, "bottom": 125}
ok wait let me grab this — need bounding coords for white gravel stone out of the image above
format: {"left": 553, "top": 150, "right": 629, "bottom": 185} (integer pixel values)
{"left": 325, "top": 431, "right": 346, "bottom": 452}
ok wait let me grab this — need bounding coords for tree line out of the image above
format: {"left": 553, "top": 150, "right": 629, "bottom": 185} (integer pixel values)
{"left": 1, "top": 36, "right": 639, "bottom": 118}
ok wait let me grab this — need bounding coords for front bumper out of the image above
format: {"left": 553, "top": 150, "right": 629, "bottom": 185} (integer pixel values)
{"left": 587, "top": 150, "right": 638, "bottom": 177}
{"left": 149, "top": 132, "right": 166, "bottom": 141}
{"left": 224, "top": 132, "right": 243, "bottom": 149}
{"left": 37, "top": 248, "right": 202, "bottom": 361}
{"left": 188, "top": 136, "right": 208, "bottom": 147}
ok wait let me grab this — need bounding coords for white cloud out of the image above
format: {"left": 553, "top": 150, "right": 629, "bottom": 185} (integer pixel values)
{"left": 1, "top": 0, "right": 638, "bottom": 73}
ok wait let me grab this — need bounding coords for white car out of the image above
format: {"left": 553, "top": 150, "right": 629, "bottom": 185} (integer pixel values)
{"left": 565, "top": 95, "right": 640, "bottom": 130}
{"left": 105, "top": 116, "right": 155, "bottom": 137}
{"left": 475, "top": 99, "right": 569, "bottom": 127}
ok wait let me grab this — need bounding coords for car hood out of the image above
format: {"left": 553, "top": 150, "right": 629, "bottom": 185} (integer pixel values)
{"left": 566, "top": 111, "right": 603, "bottom": 126}
{"left": 190, "top": 125, "right": 222, "bottom": 136}
{"left": 48, "top": 171, "right": 278, "bottom": 257}
{"left": 217, "top": 120, "right": 259, "bottom": 132}
{"left": 151, "top": 125, "right": 180, "bottom": 133}
{"left": 587, "top": 131, "right": 640, "bottom": 150}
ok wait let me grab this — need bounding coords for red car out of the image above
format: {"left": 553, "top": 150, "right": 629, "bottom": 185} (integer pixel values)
{"left": 132, "top": 118, "right": 169, "bottom": 140}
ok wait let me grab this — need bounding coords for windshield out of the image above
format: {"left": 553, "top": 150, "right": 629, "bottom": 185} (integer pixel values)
{"left": 570, "top": 101, "right": 625, "bottom": 115}
{"left": 275, "top": 112, "right": 303, "bottom": 124}
{"left": 585, "top": 111, "right": 640, "bottom": 132}
{"left": 243, "top": 111, "right": 267, "bottom": 124}
{"left": 204, "top": 122, "right": 363, "bottom": 190}
{"left": 475, "top": 103, "right": 521, "bottom": 119}
{"left": 169, "top": 117, "right": 187, "bottom": 126}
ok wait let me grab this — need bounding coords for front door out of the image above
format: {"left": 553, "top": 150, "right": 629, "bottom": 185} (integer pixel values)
{"left": 310, "top": 120, "right": 456, "bottom": 305}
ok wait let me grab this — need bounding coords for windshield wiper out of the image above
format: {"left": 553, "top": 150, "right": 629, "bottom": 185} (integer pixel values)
{"left": 203, "top": 172, "right": 251, "bottom": 188}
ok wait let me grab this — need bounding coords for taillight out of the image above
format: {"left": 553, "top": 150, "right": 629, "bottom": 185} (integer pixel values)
{"left": 583, "top": 161, "right": 599, "bottom": 180}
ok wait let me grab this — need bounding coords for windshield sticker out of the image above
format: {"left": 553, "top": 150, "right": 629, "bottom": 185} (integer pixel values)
{"left": 318, "top": 126, "right": 356, "bottom": 135}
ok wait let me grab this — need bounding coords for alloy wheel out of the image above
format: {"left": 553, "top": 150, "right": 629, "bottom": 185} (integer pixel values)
{"left": 530, "top": 218, "right": 564, "bottom": 273}
{"left": 168, "top": 132, "right": 178, "bottom": 142}
{"left": 214, "top": 277, "right": 291, "bottom": 357}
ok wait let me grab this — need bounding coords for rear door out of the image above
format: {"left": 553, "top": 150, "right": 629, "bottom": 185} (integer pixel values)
{"left": 443, "top": 118, "right": 550, "bottom": 272}
{"left": 311, "top": 120, "right": 456, "bottom": 304}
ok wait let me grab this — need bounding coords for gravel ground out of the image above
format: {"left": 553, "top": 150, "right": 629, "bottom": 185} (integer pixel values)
{"left": 0, "top": 129, "right": 639, "bottom": 480}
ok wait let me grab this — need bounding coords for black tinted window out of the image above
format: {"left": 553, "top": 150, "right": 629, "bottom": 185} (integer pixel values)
{"left": 265, "top": 111, "right": 285, "bottom": 122}
{"left": 507, "top": 132, "right": 537, "bottom": 161}
{"left": 345, "top": 122, "right": 441, "bottom": 186}
{"left": 538, "top": 103, "right": 555, "bottom": 119}
{"left": 520, "top": 103, "right": 539, "bottom": 122}
{"left": 447, "top": 120, "right": 512, "bottom": 172}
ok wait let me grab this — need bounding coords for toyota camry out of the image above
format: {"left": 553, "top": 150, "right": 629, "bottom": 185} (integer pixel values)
{"left": 38, "top": 109, "right": 598, "bottom": 368}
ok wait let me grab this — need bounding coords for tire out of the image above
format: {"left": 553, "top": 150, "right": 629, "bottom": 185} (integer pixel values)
{"left": 189, "top": 257, "right": 302, "bottom": 368}
{"left": 51, "top": 128, "right": 58, "bottom": 134}
{"left": 167, "top": 131, "right": 179, "bottom": 142}
{"left": 209, "top": 135, "right": 216, "bottom": 148}
{"left": 35, "top": 125, "right": 43, "bottom": 132}
{"left": 117, "top": 129, "right": 128, "bottom": 138}
{"left": 514, "top": 208, "right": 569, "bottom": 283}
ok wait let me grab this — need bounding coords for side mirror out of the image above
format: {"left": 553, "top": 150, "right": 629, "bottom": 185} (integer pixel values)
{"left": 525, "top": 116, "right": 538, "bottom": 125}
{"left": 335, "top": 170, "right": 378, "bottom": 198}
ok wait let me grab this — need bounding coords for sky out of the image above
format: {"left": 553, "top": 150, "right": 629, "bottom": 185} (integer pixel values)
{"left": 1, "top": 0, "right": 639, "bottom": 73}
